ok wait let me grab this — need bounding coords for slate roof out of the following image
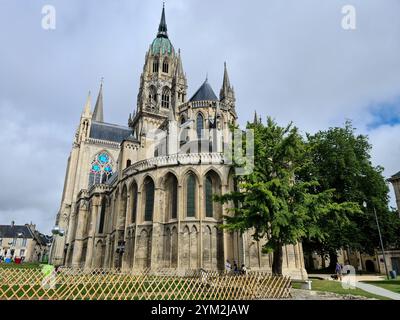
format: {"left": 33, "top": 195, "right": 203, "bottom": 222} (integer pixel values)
{"left": 389, "top": 171, "right": 400, "bottom": 181}
{"left": 189, "top": 79, "right": 218, "bottom": 102}
{"left": 90, "top": 121, "right": 132, "bottom": 143}
{"left": 34, "top": 232, "right": 52, "bottom": 246}
{"left": 0, "top": 225, "right": 34, "bottom": 239}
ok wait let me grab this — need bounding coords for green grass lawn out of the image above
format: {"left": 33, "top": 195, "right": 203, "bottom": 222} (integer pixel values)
{"left": 0, "top": 262, "right": 43, "bottom": 269}
{"left": 362, "top": 279, "right": 400, "bottom": 294}
{"left": 292, "top": 279, "right": 389, "bottom": 300}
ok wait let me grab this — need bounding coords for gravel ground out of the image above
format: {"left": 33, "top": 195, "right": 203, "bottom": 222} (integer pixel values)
{"left": 290, "top": 289, "right": 375, "bottom": 300}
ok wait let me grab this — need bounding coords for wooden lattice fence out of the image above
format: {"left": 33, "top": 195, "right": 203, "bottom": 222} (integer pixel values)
{"left": 0, "top": 267, "right": 291, "bottom": 300}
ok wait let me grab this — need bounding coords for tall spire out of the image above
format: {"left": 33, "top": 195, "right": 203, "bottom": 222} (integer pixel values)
{"left": 93, "top": 79, "right": 104, "bottom": 122}
{"left": 222, "top": 62, "right": 231, "bottom": 91}
{"left": 253, "top": 111, "right": 258, "bottom": 124}
{"left": 220, "top": 62, "right": 234, "bottom": 101}
{"left": 157, "top": 3, "right": 168, "bottom": 38}
{"left": 83, "top": 91, "right": 91, "bottom": 117}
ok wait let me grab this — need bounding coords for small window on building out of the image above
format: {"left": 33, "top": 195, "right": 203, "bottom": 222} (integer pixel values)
{"left": 22, "top": 238, "right": 27, "bottom": 247}
{"left": 126, "top": 159, "right": 132, "bottom": 168}
{"left": 20, "top": 249, "right": 25, "bottom": 257}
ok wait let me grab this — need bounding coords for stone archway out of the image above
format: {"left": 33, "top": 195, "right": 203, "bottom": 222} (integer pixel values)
{"left": 365, "top": 260, "right": 375, "bottom": 273}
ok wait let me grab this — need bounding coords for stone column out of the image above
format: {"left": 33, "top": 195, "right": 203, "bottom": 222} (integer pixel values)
{"left": 104, "top": 234, "right": 110, "bottom": 269}
{"left": 150, "top": 187, "right": 162, "bottom": 269}
{"left": 84, "top": 198, "right": 99, "bottom": 269}
{"left": 122, "top": 193, "right": 131, "bottom": 271}
{"left": 222, "top": 184, "right": 232, "bottom": 265}
{"left": 71, "top": 200, "right": 88, "bottom": 268}
{"left": 177, "top": 184, "right": 183, "bottom": 269}
{"left": 133, "top": 191, "right": 142, "bottom": 268}
{"left": 199, "top": 182, "right": 204, "bottom": 268}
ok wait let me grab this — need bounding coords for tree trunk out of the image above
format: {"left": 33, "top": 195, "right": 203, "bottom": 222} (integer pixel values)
{"left": 328, "top": 250, "right": 338, "bottom": 272}
{"left": 272, "top": 245, "right": 283, "bottom": 275}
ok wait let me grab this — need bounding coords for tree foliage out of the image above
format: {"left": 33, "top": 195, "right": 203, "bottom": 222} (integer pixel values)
{"left": 216, "top": 118, "right": 359, "bottom": 275}
{"left": 300, "top": 121, "right": 400, "bottom": 268}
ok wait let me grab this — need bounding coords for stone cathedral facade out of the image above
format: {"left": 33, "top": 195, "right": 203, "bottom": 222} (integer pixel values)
{"left": 51, "top": 6, "right": 307, "bottom": 279}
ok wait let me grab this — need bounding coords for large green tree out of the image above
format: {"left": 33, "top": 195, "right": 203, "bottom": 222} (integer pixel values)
{"left": 300, "top": 121, "right": 400, "bottom": 269}
{"left": 217, "top": 118, "right": 358, "bottom": 275}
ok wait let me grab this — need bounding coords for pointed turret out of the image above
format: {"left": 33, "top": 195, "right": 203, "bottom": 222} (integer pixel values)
{"left": 93, "top": 80, "right": 104, "bottom": 122}
{"left": 175, "top": 49, "right": 184, "bottom": 77}
{"left": 157, "top": 3, "right": 168, "bottom": 38}
{"left": 222, "top": 62, "right": 231, "bottom": 93}
{"left": 219, "top": 62, "right": 235, "bottom": 106}
{"left": 168, "top": 103, "right": 175, "bottom": 122}
{"left": 82, "top": 91, "right": 91, "bottom": 117}
{"left": 253, "top": 111, "right": 258, "bottom": 124}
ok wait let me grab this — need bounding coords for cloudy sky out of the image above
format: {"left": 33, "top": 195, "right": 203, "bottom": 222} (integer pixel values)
{"left": 0, "top": 0, "right": 399, "bottom": 234}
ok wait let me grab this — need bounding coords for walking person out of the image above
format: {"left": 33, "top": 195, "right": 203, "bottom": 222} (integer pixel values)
{"left": 233, "top": 261, "right": 239, "bottom": 274}
{"left": 335, "top": 262, "right": 343, "bottom": 281}
{"left": 241, "top": 264, "right": 248, "bottom": 275}
{"left": 225, "top": 259, "right": 231, "bottom": 273}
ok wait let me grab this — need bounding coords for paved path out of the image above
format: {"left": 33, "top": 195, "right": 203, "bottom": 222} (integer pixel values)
{"left": 354, "top": 281, "right": 400, "bottom": 300}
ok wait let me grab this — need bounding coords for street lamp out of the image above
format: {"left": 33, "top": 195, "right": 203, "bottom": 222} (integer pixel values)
{"left": 362, "top": 201, "right": 390, "bottom": 279}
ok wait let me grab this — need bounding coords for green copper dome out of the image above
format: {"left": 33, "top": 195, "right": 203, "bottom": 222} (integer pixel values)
{"left": 151, "top": 37, "right": 173, "bottom": 55}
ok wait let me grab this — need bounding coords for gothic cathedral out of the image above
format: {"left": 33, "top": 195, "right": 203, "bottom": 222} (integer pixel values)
{"left": 51, "top": 6, "right": 307, "bottom": 279}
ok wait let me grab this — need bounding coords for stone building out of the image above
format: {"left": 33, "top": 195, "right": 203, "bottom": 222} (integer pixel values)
{"left": 305, "top": 170, "right": 400, "bottom": 275}
{"left": 50, "top": 6, "right": 306, "bottom": 279}
{"left": 0, "top": 221, "right": 51, "bottom": 263}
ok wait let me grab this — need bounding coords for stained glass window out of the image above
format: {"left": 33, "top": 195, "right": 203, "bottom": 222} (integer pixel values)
{"left": 144, "top": 178, "right": 155, "bottom": 221}
{"left": 89, "top": 152, "right": 113, "bottom": 188}
{"left": 196, "top": 113, "right": 204, "bottom": 138}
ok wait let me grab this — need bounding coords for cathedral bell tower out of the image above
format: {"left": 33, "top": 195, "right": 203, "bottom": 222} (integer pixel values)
{"left": 130, "top": 4, "right": 187, "bottom": 140}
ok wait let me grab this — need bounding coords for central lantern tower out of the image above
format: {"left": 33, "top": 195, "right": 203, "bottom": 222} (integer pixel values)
{"left": 129, "top": 4, "right": 187, "bottom": 140}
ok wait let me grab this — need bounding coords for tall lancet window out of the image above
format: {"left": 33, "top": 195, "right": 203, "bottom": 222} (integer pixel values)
{"left": 205, "top": 175, "right": 213, "bottom": 217}
{"left": 144, "top": 177, "right": 155, "bottom": 222}
{"left": 161, "top": 87, "right": 170, "bottom": 108}
{"left": 162, "top": 58, "right": 169, "bottom": 73}
{"left": 148, "top": 86, "right": 157, "bottom": 107}
{"left": 88, "top": 152, "right": 113, "bottom": 188}
{"left": 186, "top": 173, "right": 196, "bottom": 217}
{"left": 196, "top": 113, "right": 204, "bottom": 138}
{"left": 153, "top": 58, "right": 159, "bottom": 73}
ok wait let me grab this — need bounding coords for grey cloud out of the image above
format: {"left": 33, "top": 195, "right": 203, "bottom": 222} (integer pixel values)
{"left": 0, "top": 0, "right": 399, "bottom": 233}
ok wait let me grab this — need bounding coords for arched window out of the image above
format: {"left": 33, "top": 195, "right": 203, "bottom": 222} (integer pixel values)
{"left": 196, "top": 113, "right": 204, "bottom": 138}
{"left": 204, "top": 171, "right": 222, "bottom": 219}
{"left": 126, "top": 159, "right": 131, "bottom": 168}
{"left": 186, "top": 173, "right": 196, "bottom": 217}
{"left": 131, "top": 183, "right": 138, "bottom": 223}
{"left": 144, "top": 177, "right": 155, "bottom": 221}
{"left": 98, "top": 198, "right": 106, "bottom": 234}
{"left": 162, "top": 58, "right": 169, "bottom": 73}
{"left": 205, "top": 176, "right": 213, "bottom": 217}
{"left": 148, "top": 86, "right": 157, "bottom": 107}
{"left": 161, "top": 87, "right": 170, "bottom": 108}
{"left": 152, "top": 58, "right": 159, "bottom": 73}
{"left": 89, "top": 152, "right": 113, "bottom": 188}
{"left": 165, "top": 174, "right": 178, "bottom": 220}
